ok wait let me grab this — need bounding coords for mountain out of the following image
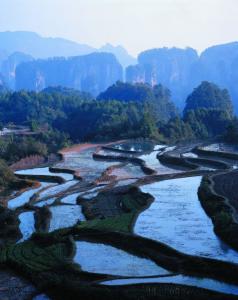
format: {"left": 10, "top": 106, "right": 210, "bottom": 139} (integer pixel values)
{"left": 1, "top": 52, "right": 33, "bottom": 89}
{"left": 0, "top": 74, "right": 7, "bottom": 92}
{"left": 99, "top": 43, "right": 137, "bottom": 68}
{"left": 190, "top": 42, "right": 238, "bottom": 112}
{"left": 3, "top": 32, "right": 238, "bottom": 113}
{"left": 126, "top": 42, "right": 238, "bottom": 113}
{"left": 0, "top": 50, "right": 9, "bottom": 66}
{"left": 126, "top": 47, "right": 198, "bottom": 109}
{"left": 0, "top": 31, "right": 136, "bottom": 68}
{"left": 0, "top": 31, "right": 95, "bottom": 58}
{"left": 15, "top": 52, "right": 123, "bottom": 96}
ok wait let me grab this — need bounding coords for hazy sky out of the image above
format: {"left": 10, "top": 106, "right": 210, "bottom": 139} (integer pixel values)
{"left": 1, "top": 0, "right": 238, "bottom": 56}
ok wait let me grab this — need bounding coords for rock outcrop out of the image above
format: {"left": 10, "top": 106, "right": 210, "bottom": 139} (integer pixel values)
{"left": 15, "top": 52, "right": 123, "bottom": 96}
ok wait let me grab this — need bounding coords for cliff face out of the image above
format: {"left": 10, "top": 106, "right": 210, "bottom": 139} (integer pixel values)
{"left": 15, "top": 52, "right": 123, "bottom": 96}
{"left": 126, "top": 47, "right": 198, "bottom": 109}
{"left": 1, "top": 52, "right": 33, "bottom": 89}
{"left": 126, "top": 43, "right": 238, "bottom": 112}
{"left": 0, "top": 73, "right": 6, "bottom": 92}
{"left": 191, "top": 42, "right": 238, "bottom": 112}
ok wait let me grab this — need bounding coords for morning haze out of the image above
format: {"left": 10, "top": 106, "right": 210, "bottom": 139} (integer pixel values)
{"left": 1, "top": 1, "right": 238, "bottom": 299}
{"left": 1, "top": 0, "right": 238, "bottom": 56}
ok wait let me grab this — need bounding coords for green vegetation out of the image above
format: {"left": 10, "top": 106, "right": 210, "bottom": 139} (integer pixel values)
{"left": 184, "top": 108, "right": 232, "bottom": 138}
{"left": 0, "top": 159, "right": 17, "bottom": 188}
{"left": 77, "top": 213, "right": 135, "bottom": 233}
{"left": 97, "top": 81, "right": 178, "bottom": 123}
{"left": 56, "top": 99, "right": 162, "bottom": 141}
{"left": 0, "top": 206, "right": 22, "bottom": 243}
{"left": 0, "top": 80, "right": 235, "bottom": 176}
{"left": 0, "top": 81, "right": 235, "bottom": 146}
{"left": 0, "top": 131, "right": 70, "bottom": 164}
{"left": 198, "top": 176, "right": 238, "bottom": 251}
{"left": 184, "top": 81, "right": 233, "bottom": 116}
{"left": 162, "top": 81, "right": 234, "bottom": 142}
{"left": 224, "top": 118, "right": 238, "bottom": 144}
{"left": 0, "top": 87, "right": 163, "bottom": 142}
{"left": 0, "top": 233, "right": 77, "bottom": 291}
{"left": 160, "top": 117, "right": 194, "bottom": 143}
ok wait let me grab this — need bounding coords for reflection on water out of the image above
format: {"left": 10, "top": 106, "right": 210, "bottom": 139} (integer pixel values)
{"left": 57, "top": 148, "right": 117, "bottom": 181}
{"left": 135, "top": 176, "right": 238, "bottom": 263}
{"left": 204, "top": 143, "right": 238, "bottom": 153}
{"left": 35, "top": 198, "right": 56, "bottom": 207}
{"left": 15, "top": 167, "right": 74, "bottom": 181}
{"left": 114, "top": 179, "right": 137, "bottom": 187}
{"left": 182, "top": 152, "right": 198, "bottom": 158}
{"left": 102, "top": 275, "right": 238, "bottom": 295}
{"left": 74, "top": 241, "right": 170, "bottom": 277}
{"left": 49, "top": 205, "right": 85, "bottom": 231}
{"left": 140, "top": 148, "right": 179, "bottom": 174}
{"left": 8, "top": 182, "right": 51, "bottom": 209}
{"left": 112, "top": 141, "right": 155, "bottom": 152}
{"left": 19, "top": 211, "right": 35, "bottom": 241}
{"left": 61, "top": 192, "right": 82, "bottom": 204}
{"left": 39, "top": 180, "right": 78, "bottom": 199}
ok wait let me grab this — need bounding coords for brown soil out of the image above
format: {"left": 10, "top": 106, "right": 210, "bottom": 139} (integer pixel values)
{"left": 60, "top": 140, "right": 126, "bottom": 155}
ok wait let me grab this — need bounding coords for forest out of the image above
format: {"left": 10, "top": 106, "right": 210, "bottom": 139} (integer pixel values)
{"left": 0, "top": 80, "right": 236, "bottom": 168}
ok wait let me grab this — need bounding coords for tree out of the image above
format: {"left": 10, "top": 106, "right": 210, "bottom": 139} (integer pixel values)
{"left": 224, "top": 118, "right": 238, "bottom": 144}
{"left": 184, "top": 81, "right": 233, "bottom": 117}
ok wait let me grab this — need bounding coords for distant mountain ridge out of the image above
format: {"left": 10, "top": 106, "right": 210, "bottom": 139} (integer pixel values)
{"left": 0, "top": 31, "right": 136, "bottom": 68}
{"left": 15, "top": 52, "right": 123, "bottom": 96}
{"left": 0, "top": 31, "right": 135, "bottom": 91}
{"left": 1, "top": 31, "right": 238, "bottom": 113}
{"left": 126, "top": 42, "right": 238, "bottom": 112}
{"left": 99, "top": 43, "right": 137, "bottom": 68}
{"left": 127, "top": 47, "right": 198, "bottom": 109}
{"left": 1, "top": 52, "right": 33, "bottom": 89}
{"left": 0, "top": 31, "right": 95, "bottom": 58}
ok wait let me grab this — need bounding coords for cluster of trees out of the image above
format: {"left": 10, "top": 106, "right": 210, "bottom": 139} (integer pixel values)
{"left": 161, "top": 81, "right": 234, "bottom": 142}
{"left": 0, "top": 130, "right": 70, "bottom": 164}
{"left": 0, "top": 159, "right": 16, "bottom": 188}
{"left": 97, "top": 81, "right": 178, "bottom": 123}
{"left": 0, "top": 80, "right": 235, "bottom": 189}
{"left": 0, "top": 88, "right": 92, "bottom": 126}
{"left": 0, "top": 81, "right": 236, "bottom": 167}
{"left": 55, "top": 100, "right": 162, "bottom": 141}
{"left": 224, "top": 118, "right": 238, "bottom": 144}
{"left": 0, "top": 84, "right": 172, "bottom": 143}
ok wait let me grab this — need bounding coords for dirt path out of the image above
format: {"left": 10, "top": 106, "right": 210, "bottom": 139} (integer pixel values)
{"left": 60, "top": 140, "right": 126, "bottom": 155}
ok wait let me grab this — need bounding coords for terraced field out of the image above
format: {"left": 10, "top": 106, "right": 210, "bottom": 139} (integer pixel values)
{"left": 1, "top": 140, "right": 238, "bottom": 299}
{"left": 212, "top": 170, "right": 238, "bottom": 213}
